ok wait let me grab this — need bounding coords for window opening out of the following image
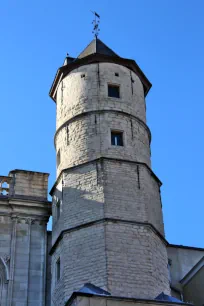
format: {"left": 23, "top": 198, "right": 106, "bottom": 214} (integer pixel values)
{"left": 111, "top": 131, "right": 123, "bottom": 146}
{"left": 56, "top": 200, "right": 60, "bottom": 220}
{"left": 56, "top": 258, "right": 61, "bottom": 282}
{"left": 108, "top": 84, "right": 120, "bottom": 98}
{"left": 57, "top": 150, "right": 61, "bottom": 167}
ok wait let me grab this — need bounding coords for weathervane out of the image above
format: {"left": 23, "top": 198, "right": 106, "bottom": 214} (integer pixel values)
{"left": 91, "top": 11, "right": 100, "bottom": 38}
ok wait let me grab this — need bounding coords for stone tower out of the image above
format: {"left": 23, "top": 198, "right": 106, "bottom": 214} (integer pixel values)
{"left": 49, "top": 38, "right": 171, "bottom": 305}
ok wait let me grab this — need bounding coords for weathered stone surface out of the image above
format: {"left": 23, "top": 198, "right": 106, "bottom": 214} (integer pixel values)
{"left": 0, "top": 170, "right": 51, "bottom": 306}
{"left": 55, "top": 63, "right": 149, "bottom": 178}
{"left": 51, "top": 59, "right": 170, "bottom": 303}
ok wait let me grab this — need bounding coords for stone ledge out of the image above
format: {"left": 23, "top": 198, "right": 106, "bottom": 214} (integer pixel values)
{"left": 50, "top": 157, "right": 162, "bottom": 196}
{"left": 54, "top": 110, "right": 151, "bottom": 148}
{"left": 65, "top": 293, "right": 191, "bottom": 306}
{"left": 49, "top": 218, "right": 167, "bottom": 256}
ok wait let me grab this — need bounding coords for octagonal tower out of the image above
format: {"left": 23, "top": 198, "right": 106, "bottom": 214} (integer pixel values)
{"left": 49, "top": 38, "right": 170, "bottom": 305}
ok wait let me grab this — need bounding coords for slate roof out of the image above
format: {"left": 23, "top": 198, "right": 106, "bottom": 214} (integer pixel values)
{"left": 78, "top": 283, "right": 111, "bottom": 296}
{"left": 77, "top": 38, "right": 119, "bottom": 59}
{"left": 155, "top": 292, "right": 184, "bottom": 303}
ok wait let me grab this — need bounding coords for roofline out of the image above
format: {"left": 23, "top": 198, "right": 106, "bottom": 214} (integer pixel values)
{"left": 168, "top": 243, "right": 204, "bottom": 252}
{"left": 49, "top": 53, "right": 152, "bottom": 101}
{"left": 65, "top": 292, "right": 191, "bottom": 306}
{"left": 9, "top": 169, "right": 49, "bottom": 176}
{"left": 180, "top": 256, "right": 204, "bottom": 285}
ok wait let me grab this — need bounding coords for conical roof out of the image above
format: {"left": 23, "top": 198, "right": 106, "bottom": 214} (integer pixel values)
{"left": 78, "top": 38, "right": 119, "bottom": 59}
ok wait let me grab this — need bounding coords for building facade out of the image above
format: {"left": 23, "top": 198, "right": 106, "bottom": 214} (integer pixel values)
{"left": 0, "top": 38, "right": 203, "bottom": 306}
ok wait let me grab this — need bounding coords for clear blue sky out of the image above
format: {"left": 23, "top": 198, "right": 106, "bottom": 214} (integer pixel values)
{"left": 0, "top": 1, "right": 203, "bottom": 247}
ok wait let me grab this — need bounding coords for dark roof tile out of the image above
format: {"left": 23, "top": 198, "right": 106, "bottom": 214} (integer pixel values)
{"left": 78, "top": 38, "right": 118, "bottom": 59}
{"left": 155, "top": 292, "right": 185, "bottom": 303}
{"left": 78, "top": 283, "right": 111, "bottom": 296}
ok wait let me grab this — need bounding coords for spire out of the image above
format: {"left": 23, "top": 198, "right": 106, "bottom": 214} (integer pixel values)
{"left": 77, "top": 37, "right": 119, "bottom": 59}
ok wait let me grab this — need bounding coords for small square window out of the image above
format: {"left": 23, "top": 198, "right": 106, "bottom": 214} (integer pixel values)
{"left": 111, "top": 131, "right": 123, "bottom": 146}
{"left": 108, "top": 84, "right": 120, "bottom": 98}
{"left": 115, "top": 72, "right": 119, "bottom": 77}
{"left": 56, "top": 258, "right": 61, "bottom": 282}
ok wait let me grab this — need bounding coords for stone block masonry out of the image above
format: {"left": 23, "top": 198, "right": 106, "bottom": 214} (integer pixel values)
{"left": 50, "top": 158, "right": 169, "bottom": 302}
{"left": 0, "top": 170, "right": 51, "bottom": 306}
{"left": 51, "top": 44, "right": 171, "bottom": 303}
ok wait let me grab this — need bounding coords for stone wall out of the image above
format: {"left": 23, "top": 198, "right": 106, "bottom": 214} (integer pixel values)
{"left": 167, "top": 245, "right": 204, "bottom": 290}
{"left": 9, "top": 170, "right": 49, "bottom": 200}
{"left": 51, "top": 56, "right": 169, "bottom": 302}
{"left": 55, "top": 111, "right": 151, "bottom": 176}
{"left": 51, "top": 223, "right": 107, "bottom": 304}
{"left": 103, "top": 159, "right": 164, "bottom": 235}
{"left": 55, "top": 63, "right": 150, "bottom": 177}
{"left": 56, "top": 63, "right": 146, "bottom": 130}
{"left": 51, "top": 240, "right": 64, "bottom": 306}
{"left": 183, "top": 266, "right": 204, "bottom": 305}
{"left": 66, "top": 294, "right": 189, "bottom": 306}
{"left": 0, "top": 170, "right": 51, "bottom": 306}
{"left": 105, "top": 221, "right": 170, "bottom": 298}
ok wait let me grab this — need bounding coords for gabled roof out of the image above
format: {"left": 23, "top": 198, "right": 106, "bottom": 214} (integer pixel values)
{"left": 180, "top": 256, "right": 204, "bottom": 286}
{"left": 78, "top": 38, "right": 118, "bottom": 59}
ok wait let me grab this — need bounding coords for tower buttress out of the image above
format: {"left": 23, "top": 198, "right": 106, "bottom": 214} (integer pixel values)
{"left": 49, "top": 38, "right": 170, "bottom": 303}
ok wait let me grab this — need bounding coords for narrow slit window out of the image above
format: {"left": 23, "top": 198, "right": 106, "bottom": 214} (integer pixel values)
{"left": 56, "top": 200, "right": 60, "bottom": 220}
{"left": 108, "top": 84, "right": 120, "bottom": 98}
{"left": 56, "top": 258, "right": 61, "bottom": 282}
{"left": 111, "top": 131, "right": 123, "bottom": 146}
{"left": 57, "top": 150, "right": 61, "bottom": 167}
{"left": 66, "top": 125, "right": 69, "bottom": 145}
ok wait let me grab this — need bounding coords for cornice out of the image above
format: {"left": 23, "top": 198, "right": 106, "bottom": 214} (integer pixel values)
{"left": 168, "top": 243, "right": 204, "bottom": 252}
{"left": 50, "top": 157, "right": 162, "bottom": 196}
{"left": 49, "top": 218, "right": 167, "bottom": 256}
{"left": 54, "top": 110, "right": 151, "bottom": 148}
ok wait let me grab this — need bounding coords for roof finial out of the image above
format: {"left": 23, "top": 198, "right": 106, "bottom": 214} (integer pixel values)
{"left": 91, "top": 11, "right": 100, "bottom": 38}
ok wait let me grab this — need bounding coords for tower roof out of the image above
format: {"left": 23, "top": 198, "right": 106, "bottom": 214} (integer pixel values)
{"left": 77, "top": 38, "right": 119, "bottom": 59}
{"left": 49, "top": 38, "right": 152, "bottom": 101}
